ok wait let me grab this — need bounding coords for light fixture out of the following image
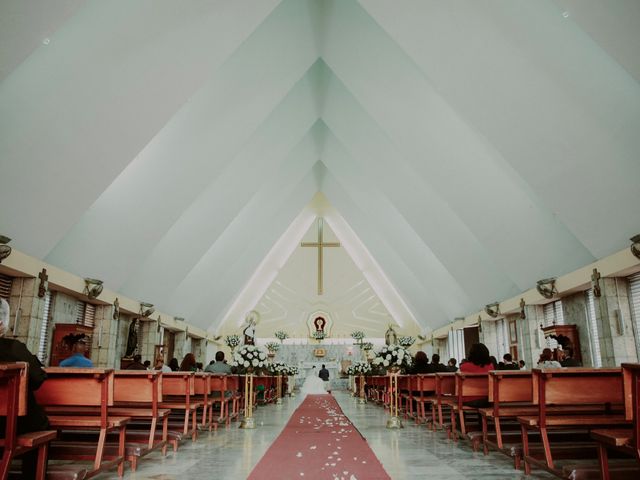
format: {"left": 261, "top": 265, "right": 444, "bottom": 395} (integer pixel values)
{"left": 0, "top": 236, "right": 12, "bottom": 264}
{"left": 83, "top": 278, "right": 103, "bottom": 299}
{"left": 484, "top": 302, "right": 500, "bottom": 318}
{"left": 112, "top": 298, "right": 120, "bottom": 320}
{"left": 139, "top": 302, "right": 154, "bottom": 317}
{"left": 631, "top": 234, "right": 640, "bottom": 260}
{"left": 536, "top": 277, "right": 557, "bottom": 299}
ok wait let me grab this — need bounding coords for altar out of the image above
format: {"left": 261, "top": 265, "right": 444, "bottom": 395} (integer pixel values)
{"left": 268, "top": 344, "right": 365, "bottom": 391}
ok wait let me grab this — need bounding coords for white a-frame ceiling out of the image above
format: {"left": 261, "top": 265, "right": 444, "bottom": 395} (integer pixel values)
{"left": 1, "top": 0, "right": 639, "bottom": 333}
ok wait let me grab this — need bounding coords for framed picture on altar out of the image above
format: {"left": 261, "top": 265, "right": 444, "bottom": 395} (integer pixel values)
{"left": 313, "top": 348, "right": 326, "bottom": 357}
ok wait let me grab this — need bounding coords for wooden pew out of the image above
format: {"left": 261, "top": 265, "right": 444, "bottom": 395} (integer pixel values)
{"left": 434, "top": 373, "right": 456, "bottom": 430}
{"left": 449, "top": 372, "right": 490, "bottom": 439}
{"left": 592, "top": 363, "right": 640, "bottom": 480}
{"left": 34, "top": 367, "right": 130, "bottom": 477}
{"left": 206, "top": 375, "right": 231, "bottom": 428}
{"left": 159, "top": 372, "right": 202, "bottom": 442}
{"left": 519, "top": 368, "right": 626, "bottom": 476}
{"left": 480, "top": 370, "right": 534, "bottom": 453}
{"left": 0, "top": 362, "right": 56, "bottom": 480}
{"left": 225, "top": 375, "right": 241, "bottom": 421}
{"left": 414, "top": 374, "right": 437, "bottom": 427}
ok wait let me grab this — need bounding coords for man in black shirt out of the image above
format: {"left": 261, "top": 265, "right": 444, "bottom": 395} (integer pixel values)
{"left": 318, "top": 364, "right": 330, "bottom": 393}
{"left": 0, "top": 299, "right": 50, "bottom": 479}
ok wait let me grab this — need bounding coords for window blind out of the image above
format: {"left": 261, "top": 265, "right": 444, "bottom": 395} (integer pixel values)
{"left": 0, "top": 273, "right": 13, "bottom": 300}
{"left": 629, "top": 272, "right": 640, "bottom": 357}
{"left": 37, "top": 291, "right": 52, "bottom": 364}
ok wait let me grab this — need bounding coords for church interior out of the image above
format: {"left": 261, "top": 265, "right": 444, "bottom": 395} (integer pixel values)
{"left": 1, "top": 1, "right": 640, "bottom": 479}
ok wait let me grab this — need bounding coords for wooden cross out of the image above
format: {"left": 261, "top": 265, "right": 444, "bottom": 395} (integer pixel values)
{"left": 38, "top": 268, "right": 48, "bottom": 298}
{"left": 301, "top": 218, "right": 340, "bottom": 295}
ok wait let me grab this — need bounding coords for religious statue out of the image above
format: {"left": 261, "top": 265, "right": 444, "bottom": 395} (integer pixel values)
{"left": 385, "top": 324, "right": 398, "bottom": 346}
{"left": 124, "top": 319, "right": 138, "bottom": 358}
{"left": 314, "top": 316, "right": 326, "bottom": 333}
{"left": 243, "top": 311, "right": 259, "bottom": 345}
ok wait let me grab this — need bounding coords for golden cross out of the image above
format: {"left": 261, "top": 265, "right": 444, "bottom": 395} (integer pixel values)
{"left": 301, "top": 218, "right": 340, "bottom": 295}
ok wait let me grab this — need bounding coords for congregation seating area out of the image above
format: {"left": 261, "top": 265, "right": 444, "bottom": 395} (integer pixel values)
{"left": 360, "top": 364, "right": 640, "bottom": 480}
{"left": 0, "top": 365, "right": 283, "bottom": 480}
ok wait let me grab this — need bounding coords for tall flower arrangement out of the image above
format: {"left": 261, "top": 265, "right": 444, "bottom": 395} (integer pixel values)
{"left": 351, "top": 331, "right": 365, "bottom": 342}
{"left": 231, "top": 345, "right": 268, "bottom": 373}
{"left": 274, "top": 330, "right": 289, "bottom": 343}
{"left": 225, "top": 334, "right": 241, "bottom": 351}
{"left": 265, "top": 341, "right": 280, "bottom": 353}
{"left": 398, "top": 336, "right": 415, "bottom": 348}
{"left": 312, "top": 330, "right": 326, "bottom": 341}
{"left": 372, "top": 344, "right": 412, "bottom": 373}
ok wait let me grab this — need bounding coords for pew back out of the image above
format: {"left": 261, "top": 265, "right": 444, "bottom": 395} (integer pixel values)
{"left": 488, "top": 370, "right": 533, "bottom": 403}
{"left": 161, "top": 372, "right": 195, "bottom": 397}
{"left": 533, "top": 368, "right": 623, "bottom": 406}
{"left": 0, "top": 362, "right": 27, "bottom": 416}
{"left": 36, "top": 368, "right": 114, "bottom": 407}
{"left": 113, "top": 370, "right": 163, "bottom": 403}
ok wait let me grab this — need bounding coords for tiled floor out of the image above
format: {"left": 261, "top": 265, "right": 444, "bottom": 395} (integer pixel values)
{"left": 93, "top": 392, "right": 553, "bottom": 479}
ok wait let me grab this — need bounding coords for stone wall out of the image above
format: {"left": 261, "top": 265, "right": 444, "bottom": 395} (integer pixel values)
{"left": 479, "top": 319, "right": 499, "bottom": 359}
{"left": 89, "top": 305, "right": 118, "bottom": 368}
{"left": 7, "top": 277, "right": 45, "bottom": 354}
{"left": 517, "top": 305, "right": 545, "bottom": 368}
{"left": 562, "top": 291, "right": 597, "bottom": 366}
{"left": 598, "top": 278, "right": 637, "bottom": 365}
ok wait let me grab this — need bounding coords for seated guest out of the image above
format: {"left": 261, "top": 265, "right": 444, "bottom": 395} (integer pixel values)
{"left": 559, "top": 347, "right": 582, "bottom": 367}
{"left": 196, "top": 362, "right": 203, "bottom": 371}
{"left": 518, "top": 359, "right": 526, "bottom": 369}
{"left": 205, "top": 351, "right": 233, "bottom": 374}
{"left": 59, "top": 333, "right": 93, "bottom": 367}
{"left": 168, "top": 357, "right": 180, "bottom": 371}
{"left": 126, "top": 354, "right": 146, "bottom": 370}
{"left": 537, "top": 348, "right": 562, "bottom": 368}
{"left": 460, "top": 343, "right": 493, "bottom": 373}
{"left": 431, "top": 353, "right": 448, "bottom": 372}
{"left": 179, "top": 353, "right": 197, "bottom": 372}
{"left": 154, "top": 356, "right": 172, "bottom": 373}
{"left": 411, "top": 351, "right": 434, "bottom": 373}
{"left": 489, "top": 355, "right": 499, "bottom": 369}
{"left": 143, "top": 360, "right": 151, "bottom": 370}
{"left": 498, "top": 353, "right": 520, "bottom": 370}
{"left": 0, "top": 299, "right": 50, "bottom": 479}
{"left": 446, "top": 358, "right": 458, "bottom": 372}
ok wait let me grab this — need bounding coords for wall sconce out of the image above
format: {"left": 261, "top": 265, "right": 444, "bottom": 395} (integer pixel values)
{"left": 484, "top": 302, "right": 500, "bottom": 318}
{"left": 519, "top": 298, "right": 526, "bottom": 319}
{"left": 112, "top": 298, "right": 120, "bottom": 320}
{"left": 139, "top": 302, "right": 155, "bottom": 317}
{"left": 0, "top": 236, "right": 12, "bottom": 264}
{"left": 536, "top": 277, "right": 557, "bottom": 299}
{"left": 591, "top": 268, "right": 602, "bottom": 297}
{"left": 83, "top": 278, "right": 103, "bottom": 299}
{"left": 631, "top": 234, "right": 640, "bottom": 260}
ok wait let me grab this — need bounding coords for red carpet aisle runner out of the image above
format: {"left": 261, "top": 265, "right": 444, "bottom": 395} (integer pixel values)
{"left": 248, "top": 395, "right": 390, "bottom": 480}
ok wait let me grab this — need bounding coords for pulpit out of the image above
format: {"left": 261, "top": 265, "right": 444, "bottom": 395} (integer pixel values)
{"left": 541, "top": 324, "right": 581, "bottom": 363}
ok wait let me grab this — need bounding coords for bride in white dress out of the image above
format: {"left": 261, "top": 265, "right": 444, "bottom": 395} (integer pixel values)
{"left": 300, "top": 366, "right": 328, "bottom": 396}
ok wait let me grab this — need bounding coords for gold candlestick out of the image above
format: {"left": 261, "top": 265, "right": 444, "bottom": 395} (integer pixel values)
{"left": 386, "top": 371, "right": 403, "bottom": 429}
{"left": 240, "top": 373, "right": 256, "bottom": 429}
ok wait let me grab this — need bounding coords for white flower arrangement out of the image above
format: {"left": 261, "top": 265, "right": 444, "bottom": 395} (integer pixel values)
{"left": 265, "top": 341, "right": 280, "bottom": 352}
{"left": 284, "top": 365, "right": 299, "bottom": 376}
{"left": 231, "top": 344, "right": 268, "bottom": 373}
{"left": 398, "top": 336, "right": 415, "bottom": 347}
{"left": 312, "top": 330, "right": 326, "bottom": 340}
{"left": 372, "top": 344, "right": 412, "bottom": 373}
{"left": 274, "top": 330, "right": 289, "bottom": 343}
{"left": 351, "top": 331, "right": 365, "bottom": 341}
{"left": 362, "top": 342, "right": 373, "bottom": 351}
{"left": 346, "top": 361, "right": 371, "bottom": 376}
{"left": 225, "top": 334, "right": 241, "bottom": 349}
{"left": 269, "top": 361, "right": 289, "bottom": 375}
